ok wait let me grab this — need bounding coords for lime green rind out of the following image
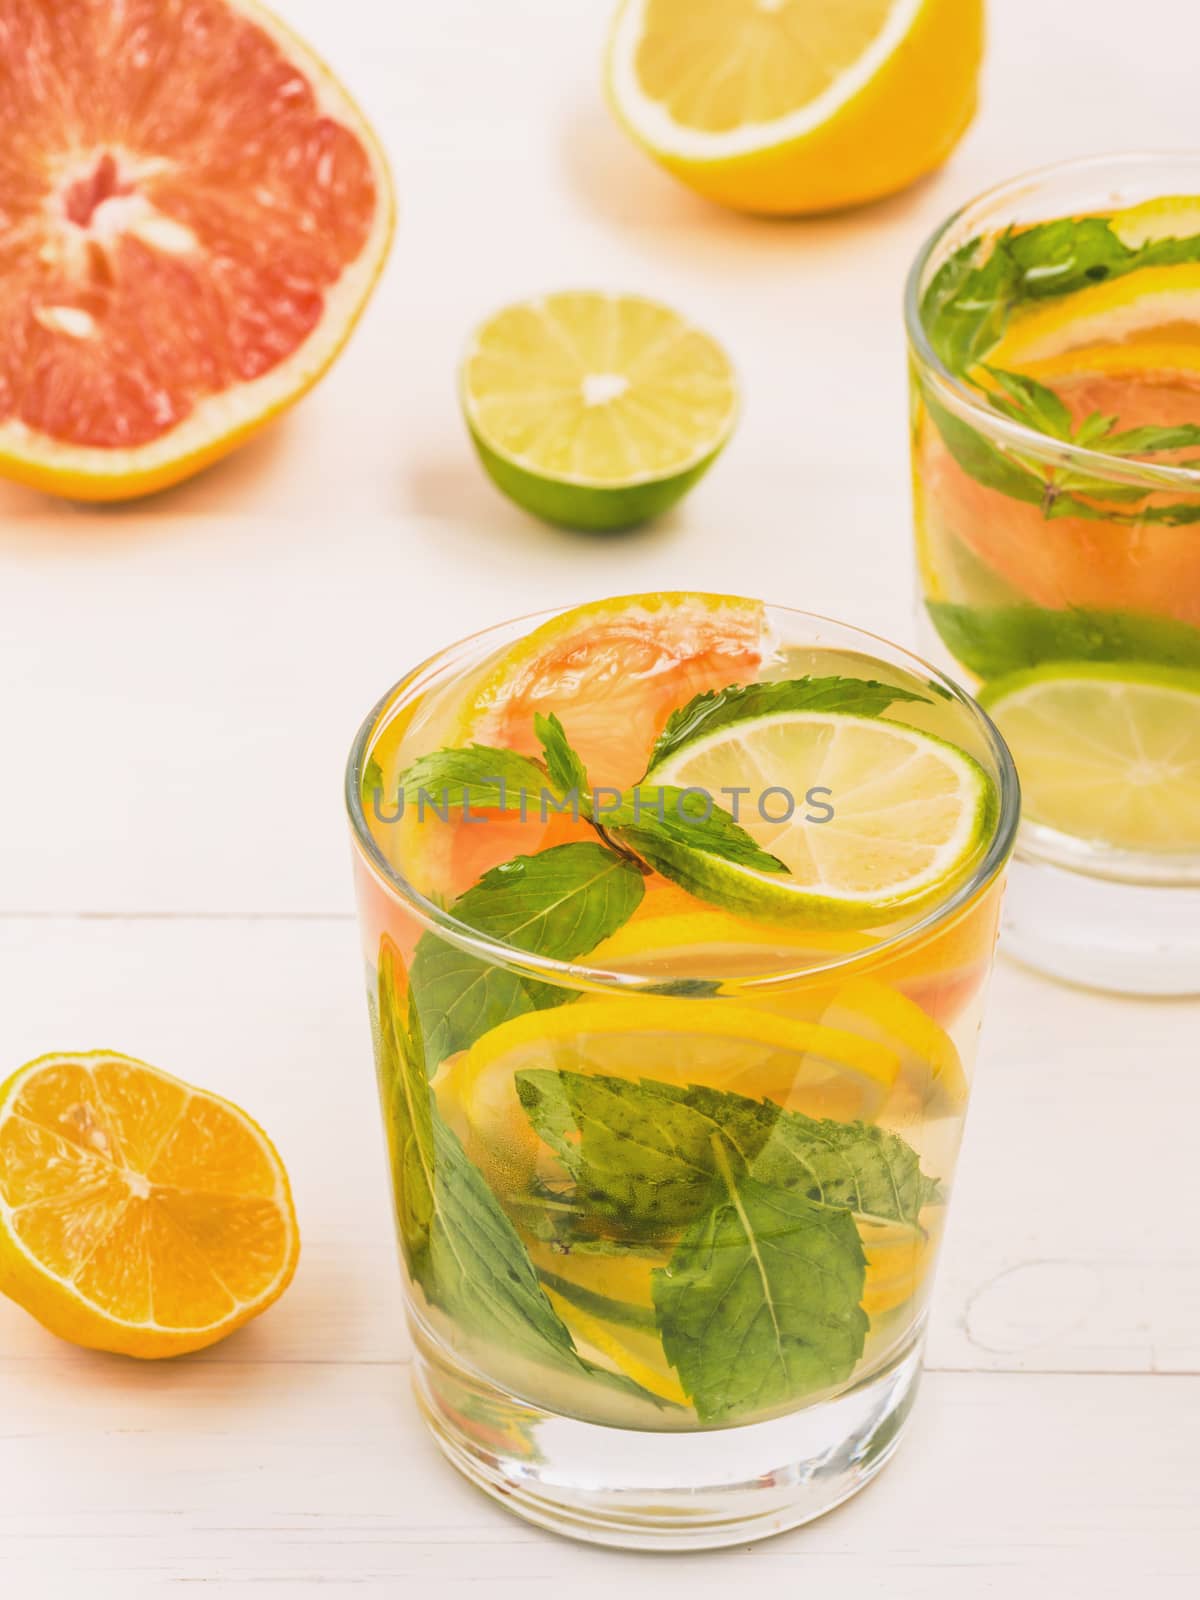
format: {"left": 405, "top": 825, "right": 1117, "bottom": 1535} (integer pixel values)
{"left": 467, "top": 422, "right": 727, "bottom": 532}
{"left": 978, "top": 660, "right": 1200, "bottom": 707}
{"left": 646, "top": 715, "right": 1000, "bottom": 930}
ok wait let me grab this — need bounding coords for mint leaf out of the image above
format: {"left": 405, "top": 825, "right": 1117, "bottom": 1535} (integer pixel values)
{"left": 652, "top": 1142, "right": 868, "bottom": 1423}
{"left": 410, "top": 843, "right": 645, "bottom": 1063}
{"left": 926, "top": 601, "right": 1200, "bottom": 678}
{"left": 376, "top": 946, "right": 673, "bottom": 1406}
{"left": 607, "top": 786, "right": 787, "bottom": 874}
{"left": 649, "top": 676, "right": 929, "bottom": 771}
{"left": 517, "top": 1071, "right": 779, "bottom": 1229}
{"left": 395, "top": 744, "right": 551, "bottom": 816}
{"left": 427, "top": 1111, "right": 585, "bottom": 1368}
{"left": 750, "top": 1116, "right": 932, "bottom": 1229}
{"left": 376, "top": 945, "right": 435, "bottom": 1273}
{"left": 922, "top": 232, "right": 1020, "bottom": 374}
{"left": 923, "top": 392, "right": 1050, "bottom": 507}
{"left": 982, "top": 366, "right": 1074, "bottom": 440}
{"left": 535, "top": 712, "right": 589, "bottom": 798}
{"left": 517, "top": 1071, "right": 937, "bottom": 1232}
{"left": 1007, "top": 216, "right": 1135, "bottom": 298}
{"left": 1096, "top": 422, "right": 1200, "bottom": 456}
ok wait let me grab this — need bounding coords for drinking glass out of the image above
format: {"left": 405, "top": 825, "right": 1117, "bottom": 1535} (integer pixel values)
{"left": 907, "top": 154, "right": 1200, "bottom": 993}
{"left": 345, "top": 597, "right": 1018, "bottom": 1549}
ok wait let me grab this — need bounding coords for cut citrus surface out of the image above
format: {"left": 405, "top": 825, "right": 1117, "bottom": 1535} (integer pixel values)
{"left": 979, "top": 663, "right": 1200, "bottom": 852}
{"left": 860, "top": 1217, "right": 937, "bottom": 1317}
{"left": 461, "top": 293, "right": 738, "bottom": 530}
{"left": 606, "top": 0, "right": 982, "bottom": 216}
{"left": 0, "top": 1051, "right": 299, "bottom": 1357}
{"left": 432, "top": 996, "right": 900, "bottom": 1199}
{"left": 647, "top": 711, "right": 996, "bottom": 925}
{"left": 454, "top": 593, "right": 766, "bottom": 788}
{"left": 0, "top": 0, "right": 393, "bottom": 501}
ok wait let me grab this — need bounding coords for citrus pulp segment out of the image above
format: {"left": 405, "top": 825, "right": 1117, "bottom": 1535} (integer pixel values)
{"left": 0, "top": 0, "right": 394, "bottom": 500}
{"left": 454, "top": 592, "right": 767, "bottom": 788}
{"left": 461, "top": 292, "right": 739, "bottom": 530}
{"left": 979, "top": 663, "right": 1200, "bottom": 852}
{"left": 606, "top": 0, "right": 983, "bottom": 215}
{"left": 646, "top": 711, "right": 996, "bottom": 925}
{"left": 0, "top": 1051, "right": 299, "bottom": 1357}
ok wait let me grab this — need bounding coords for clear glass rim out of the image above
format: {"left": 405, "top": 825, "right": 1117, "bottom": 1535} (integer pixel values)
{"left": 904, "top": 151, "right": 1200, "bottom": 496}
{"left": 344, "top": 600, "right": 1021, "bottom": 993}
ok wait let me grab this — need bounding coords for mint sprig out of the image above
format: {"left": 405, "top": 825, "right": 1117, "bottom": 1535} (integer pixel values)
{"left": 648, "top": 676, "right": 930, "bottom": 771}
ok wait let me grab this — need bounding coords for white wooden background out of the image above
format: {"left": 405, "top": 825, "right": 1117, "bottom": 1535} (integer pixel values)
{"left": 2, "top": 2, "right": 1199, "bottom": 1593}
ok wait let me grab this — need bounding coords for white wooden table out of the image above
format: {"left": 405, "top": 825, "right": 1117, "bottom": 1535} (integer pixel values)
{"left": 3, "top": 2, "right": 1199, "bottom": 1593}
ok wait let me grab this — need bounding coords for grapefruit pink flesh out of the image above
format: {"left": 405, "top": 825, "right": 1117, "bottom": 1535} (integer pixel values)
{"left": 0, "top": 0, "right": 393, "bottom": 498}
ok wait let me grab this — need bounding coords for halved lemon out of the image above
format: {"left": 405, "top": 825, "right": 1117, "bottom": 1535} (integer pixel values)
{"left": 432, "top": 995, "right": 900, "bottom": 1199}
{"left": 542, "top": 1284, "right": 687, "bottom": 1406}
{"left": 646, "top": 711, "right": 997, "bottom": 926}
{"left": 606, "top": 0, "right": 984, "bottom": 216}
{"left": 979, "top": 663, "right": 1200, "bottom": 852}
{"left": 461, "top": 293, "right": 739, "bottom": 531}
{"left": 0, "top": 1052, "right": 299, "bottom": 1358}
{"left": 453, "top": 591, "right": 766, "bottom": 788}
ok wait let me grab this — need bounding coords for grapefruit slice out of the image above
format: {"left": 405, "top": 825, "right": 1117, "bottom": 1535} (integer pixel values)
{"left": 455, "top": 592, "right": 767, "bottom": 788}
{"left": 0, "top": 0, "right": 394, "bottom": 501}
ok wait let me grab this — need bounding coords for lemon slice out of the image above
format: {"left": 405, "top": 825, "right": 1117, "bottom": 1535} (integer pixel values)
{"left": 646, "top": 712, "right": 996, "bottom": 926}
{"left": 988, "top": 264, "right": 1200, "bottom": 370}
{"left": 461, "top": 293, "right": 738, "bottom": 531}
{"left": 432, "top": 996, "right": 900, "bottom": 1199}
{"left": 979, "top": 663, "right": 1200, "bottom": 851}
{"left": 606, "top": 0, "right": 983, "bottom": 215}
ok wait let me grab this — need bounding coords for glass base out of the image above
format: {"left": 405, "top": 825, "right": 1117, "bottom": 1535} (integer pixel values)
{"left": 410, "top": 1320, "right": 925, "bottom": 1551}
{"left": 1003, "top": 853, "right": 1200, "bottom": 995}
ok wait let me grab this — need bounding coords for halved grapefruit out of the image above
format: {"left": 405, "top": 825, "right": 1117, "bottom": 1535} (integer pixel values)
{"left": 0, "top": 0, "right": 394, "bottom": 500}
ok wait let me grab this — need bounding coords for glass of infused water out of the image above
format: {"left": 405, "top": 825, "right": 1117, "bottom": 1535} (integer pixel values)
{"left": 346, "top": 592, "right": 1018, "bottom": 1549}
{"left": 908, "top": 154, "right": 1200, "bottom": 993}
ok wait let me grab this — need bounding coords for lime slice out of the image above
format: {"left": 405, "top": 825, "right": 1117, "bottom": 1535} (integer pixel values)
{"left": 979, "top": 662, "right": 1200, "bottom": 851}
{"left": 646, "top": 712, "right": 996, "bottom": 926}
{"left": 460, "top": 292, "right": 738, "bottom": 530}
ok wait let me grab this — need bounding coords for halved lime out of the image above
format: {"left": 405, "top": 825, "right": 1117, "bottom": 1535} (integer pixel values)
{"left": 460, "top": 291, "right": 738, "bottom": 531}
{"left": 978, "top": 662, "right": 1200, "bottom": 851}
{"left": 645, "top": 712, "right": 996, "bottom": 926}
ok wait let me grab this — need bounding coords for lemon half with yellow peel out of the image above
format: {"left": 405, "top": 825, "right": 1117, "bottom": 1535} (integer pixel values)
{"left": 606, "top": 0, "right": 984, "bottom": 216}
{"left": 433, "top": 996, "right": 900, "bottom": 1200}
{"left": 0, "top": 1051, "right": 299, "bottom": 1358}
